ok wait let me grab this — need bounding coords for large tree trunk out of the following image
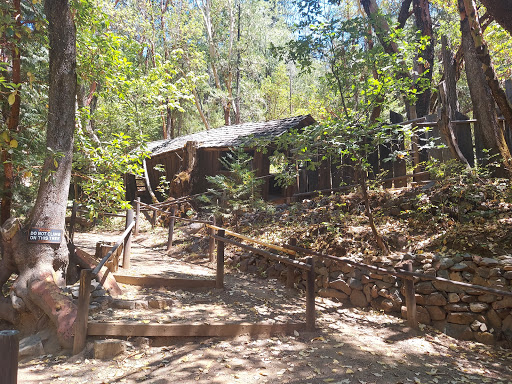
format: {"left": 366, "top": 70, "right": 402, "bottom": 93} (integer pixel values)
{"left": 1, "top": 0, "right": 22, "bottom": 225}
{"left": 478, "top": 0, "right": 512, "bottom": 36}
{"left": 0, "top": 0, "right": 78, "bottom": 349}
{"left": 459, "top": 0, "right": 512, "bottom": 174}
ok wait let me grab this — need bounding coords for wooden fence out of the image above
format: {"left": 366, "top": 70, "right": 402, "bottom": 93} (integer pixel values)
{"left": 70, "top": 201, "right": 512, "bottom": 355}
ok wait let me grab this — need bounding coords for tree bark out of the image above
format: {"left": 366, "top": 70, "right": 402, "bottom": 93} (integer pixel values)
{"left": 1, "top": 0, "right": 78, "bottom": 349}
{"left": 459, "top": 0, "right": 512, "bottom": 174}
{"left": 1, "top": 0, "right": 22, "bottom": 225}
{"left": 478, "top": 0, "right": 512, "bottom": 36}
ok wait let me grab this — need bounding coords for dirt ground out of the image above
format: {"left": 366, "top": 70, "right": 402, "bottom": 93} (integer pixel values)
{"left": 15, "top": 224, "right": 512, "bottom": 384}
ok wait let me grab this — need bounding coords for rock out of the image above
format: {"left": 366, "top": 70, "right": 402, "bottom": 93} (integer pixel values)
{"left": 475, "top": 332, "right": 495, "bottom": 345}
{"left": 476, "top": 267, "right": 491, "bottom": 279}
{"left": 426, "top": 305, "right": 446, "bottom": 321}
{"left": 369, "top": 272, "right": 384, "bottom": 280}
{"left": 445, "top": 303, "right": 469, "bottom": 312}
{"left": 445, "top": 323, "right": 474, "bottom": 340}
{"left": 94, "top": 339, "right": 126, "bottom": 359}
{"left": 448, "top": 293, "right": 460, "bottom": 303}
{"left": 375, "top": 280, "right": 393, "bottom": 289}
{"left": 489, "top": 277, "right": 507, "bottom": 288}
{"left": 492, "top": 297, "right": 512, "bottom": 310}
{"left": 148, "top": 299, "right": 173, "bottom": 309}
{"left": 447, "top": 312, "right": 478, "bottom": 325}
{"left": 318, "top": 288, "right": 348, "bottom": 301}
{"left": 370, "top": 285, "right": 379, "bottom": 299}
{"left": 91, "top": 289, "right": 107, "bottom": 298}
{"left": 450, "top": 263, "right": 468, "bottom": 272}
{"left": 347, "top": 278, "right": 363, "bottom": 291}
{"left": 433, "top": 280, "right": 464, "bottom": 293}
{"left": 425, "top": 292, "right": 447, "bottom": 306}
{"left": 437, "top": 269, "right": 449, "bottom": 279}
{"left": 489, "top": 268, "right": 501, "bottom": 277}
{"left": 479, "top": 258, "right": 499, "bottom": 267}
{"left": 415, "top": 294, "right": 425, "bottom": 305}
{"left": 469, "top": 302, "right": 489, "bottom": 313}
{"left": 503, "top": 315, "right": 512, "bottom": 332}
{"left": 328, "top": 279, "right": 352, "bottom": 295}
{"left": 371, "top": 297, "right": 395, "bottom": 312}
{"left": 471, "top": 275, "right": 489, "bottom": 287}
{"left": 350, "top": 290, "right": 368, "bottom": 307}
{"left": 112, "top": 299, "right": 148, "bottom": 310}
{"left": 19, "top": 335, "right": 44, "bottom": 358}
{"left": 416, "top": 281, "right": 436, "bottom": 294}
{"left": 487, "top": 309, "right": 502, "bottom": 329}
{"left": 460, "top": 294, "right": 478, "bottom": 303}
{"left": 478, "top": 294, "right": 497, "bottom": 303}
{"left": 439, "top": 258, "right": 455, "bottom": 270}
{"left": 470, "top": 320, "right": 483, "bottom": 331}
{"left": 504, "top": 271, "right": 512, "bottom": 280}
{"left": 382, "top": 275, "right": 396, "bottom": 284}
{"left": 449, "top": 272, "right": 463, "bottom": 282}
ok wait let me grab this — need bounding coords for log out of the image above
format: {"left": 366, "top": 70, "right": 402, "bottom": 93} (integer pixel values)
{"left": 73, "top": 269, "right": 92, "bottom": 355}
{"left": 73, "top": 247, "right": 122, "bottom": 297}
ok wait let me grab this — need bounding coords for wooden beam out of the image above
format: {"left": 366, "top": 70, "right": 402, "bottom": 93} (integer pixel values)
{"left": 87, "top": 322, "right": 308, "bottom": 337}
{"left": 113, "top": 274, "right": 216, "bottom": 289}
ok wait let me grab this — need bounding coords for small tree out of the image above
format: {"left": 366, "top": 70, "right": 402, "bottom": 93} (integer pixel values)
{"left": 200, "top": 148, "right": 265, "bottom": 227}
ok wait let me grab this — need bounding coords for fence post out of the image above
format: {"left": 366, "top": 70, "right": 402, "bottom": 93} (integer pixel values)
{"left": 73, "top": 268, "right": 92, "bottom": 355}
{"left": 167, "top": 206, "right": 177, "bottom": 252}
{"left": 151, "top": 208, "right": 157, "bottom": 228}
{"left": 0, "top": 329, "right": 19, "bottom": 384}
{"left": 69, "top": 200, "right": 77, "bottom": 242}
{"left": 216, "top": 229, "right": 225, "bottom": 289}
{"left": 123, "top": 209, "right": 133, "bottom": 269}
{"left": 208, "top": 216, "right": 216, "bottom": 262}
{"left": 286, "top": 238, "right": 297, "bottom": 289}
{"left": 305, "top": 256, "right": 316, "bottom": 331}
{"left": 403, "top": 261, "right": 418, "bottom": 329}
{"left": 134, "top": 197, "right": 140, "bottom": 235}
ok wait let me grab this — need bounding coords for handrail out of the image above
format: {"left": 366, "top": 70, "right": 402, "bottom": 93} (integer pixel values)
{"left": 92, "top": 220, "right": 135, "bottom": 276}
{"left": 138, "top": 201, "right": 211, "bottom": 224}
{"left": 211, "top": 234, "right": 310, "bottom": 270}
{"left": 206, "top": 224, "right": 297, "bottom": 256}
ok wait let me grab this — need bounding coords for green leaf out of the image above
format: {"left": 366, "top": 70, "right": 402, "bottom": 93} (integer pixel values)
{"left": 7, "top": 92, "right": 16, "bottom": 106}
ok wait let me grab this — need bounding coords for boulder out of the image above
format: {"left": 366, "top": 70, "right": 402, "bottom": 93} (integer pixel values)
{"left": 469, "top": 302, "right": 489, "bottom": 313}
{"left": 447, "top": 312, "right": 478, "bottom": 325}
{"left": 94, "top": 339, "right": 126, "bottom": 359}
{"left": 350, "top": 289, "right": 369, "bottom": 307}
{"left": 328, "top": 279, "right": 352, "bottom": 295}
{"left": 425, "top": 292, "right": 447, "bottom": 306}
{"left": 426, "top": 305, "right": 446, "bottom": 321}
{"left": 487, "top": 309, "right": 502, "bottom": 329}
{"left": 19, "top": 335, "right": 44, "bottom": 358}
{"left": 415, "top": 281, "right": 436, "bottom": 295}
{"left": 445, "top": 323, "right": 474, "bottom": 340}
{"left": 318, "top": 288, "right": 348, "bottom": 301}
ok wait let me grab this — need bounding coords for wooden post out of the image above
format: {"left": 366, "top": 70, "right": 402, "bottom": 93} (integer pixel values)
{"left": 208, "top": 216, "right": 216, "bottom": 262}
{"left": 305, "top": 257, "right": 316, "bottom": 331}
{"left": 286, "top": 238, "right": 297, "bottom": 289}
{"left": 216, "top": 230, "right": 225, "bottom": 289}
{"left": 134, "top": 197, "right": 140, "bottom": 235}
{"left": 151, "top": 208, "right": 157, "bottom": 228}
{"left": 403, "top": 262, "right": 418, "bottom": 329}
{"left": 167, "top": 206, "right": 177, "bottom": 252}
{"left": 69, "top": 200, "right": 77, "bottom": 242}
{"left": 73, "top": 269, "right": 92, "bottom": 355}
{"left": 0, "top": 329, "right": 19, "bottom": 384}
{"left": 123, "top": 209, "right": 133, "bottom": 269}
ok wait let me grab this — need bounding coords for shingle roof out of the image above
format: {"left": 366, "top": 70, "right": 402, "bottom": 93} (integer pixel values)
{"left": 147, "top": 115, "right": 316, "bottom": 157}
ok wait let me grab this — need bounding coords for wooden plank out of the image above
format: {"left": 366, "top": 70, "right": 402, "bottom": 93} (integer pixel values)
{"left": 167, "top": 206, "right": 177, "bottom": 252}
{"left": 123, "top": 209, "right": 133, "bottom": 269}
{"left": 87, "top": 322, "right": 308, "bottom": 337}
{"left": 113, "top": 275, "right": 216, "bottom": 289}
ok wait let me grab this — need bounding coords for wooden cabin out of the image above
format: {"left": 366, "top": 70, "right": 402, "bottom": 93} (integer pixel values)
{"left": 125, "top": 115, "right": 317, "bottom": 203}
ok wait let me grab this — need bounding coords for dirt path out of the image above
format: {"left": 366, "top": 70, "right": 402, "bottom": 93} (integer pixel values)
{"left": 17, "top": 226, "right": 512, "bottom": 384}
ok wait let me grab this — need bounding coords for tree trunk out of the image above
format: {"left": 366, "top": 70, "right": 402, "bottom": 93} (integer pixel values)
{"left": 478, "top": 0, "right": 512, "bottom": 36}
{"left": 0, "top": 0, "right": 78, "bottom": 349}
{"left": 459, "top": 0, "right": 512, "bottom": 174}
{"left": 1, "top": 0, "right": 22, "bottom": 225}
